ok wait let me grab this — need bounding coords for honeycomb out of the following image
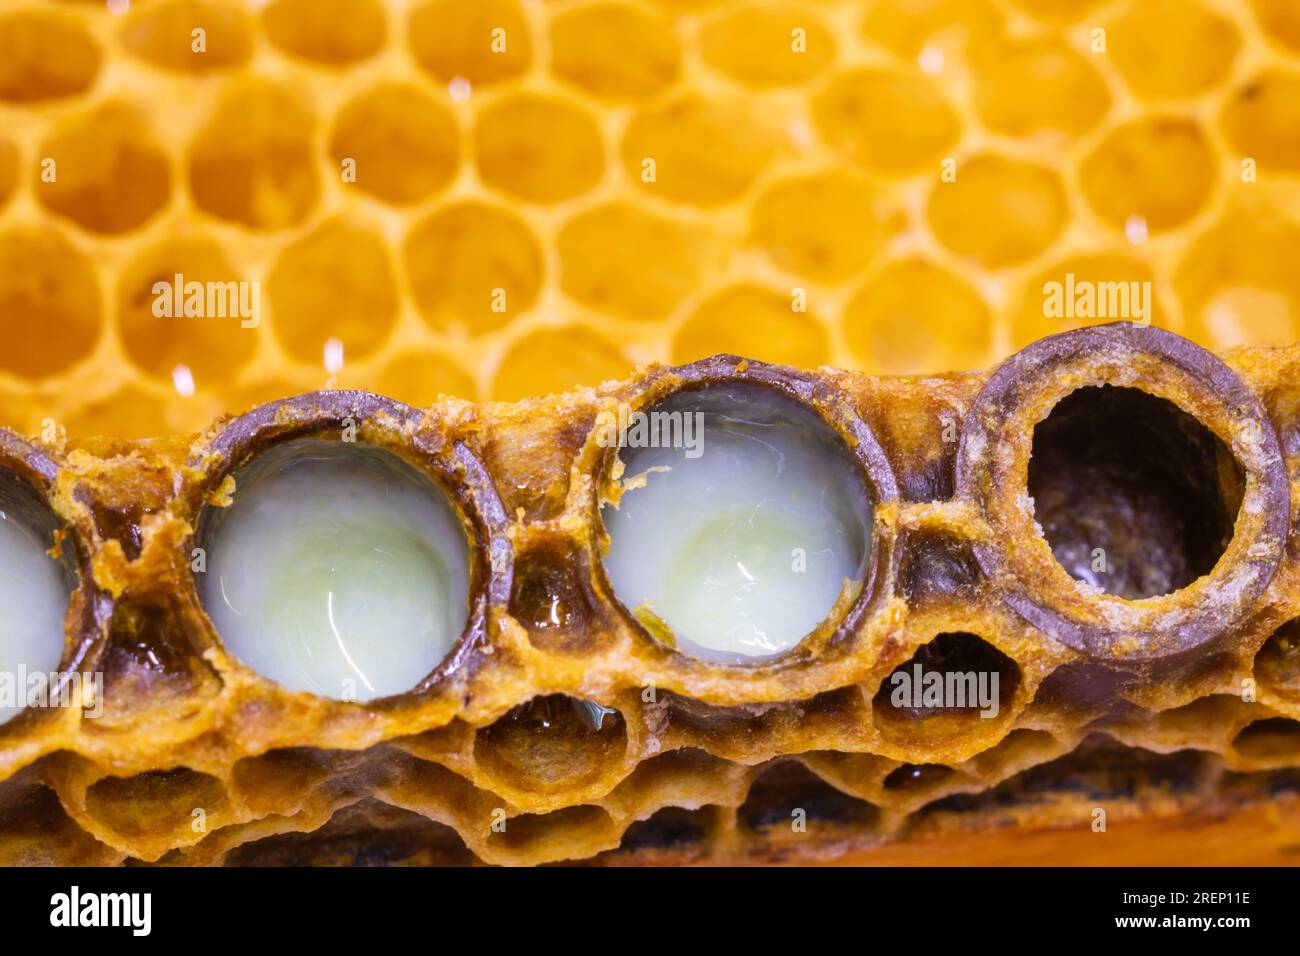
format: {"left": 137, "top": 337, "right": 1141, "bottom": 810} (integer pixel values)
{"left": 3, "top": 0, "right": 1300, "bottom": 865}
{"left": 0, "top": 0, "right": 1297, "bottom": 435}
{"left": 0, "top": 322, "right": 1295, "bottom": 866}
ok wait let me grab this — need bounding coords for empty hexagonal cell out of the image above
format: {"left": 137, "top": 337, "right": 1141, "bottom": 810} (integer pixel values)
{"left": 38, "top": 102, "right": 171, "bottom": 235}
{"left": 558, "top": 202, "right": 712, "bottom": 320}
{"left": 813, "top": 70, "right": 959, "bottom": 176}
{"left": 119, "top": 0, "right": 254, "bottom": 73}
{"left": 610, "top": 805, "right": 715, "bottom": 860}
{"left": 509, "top": 542, "right": 600, "bottom": 651}
{"left": 263, "top": 0, "right": 386, "bottom": 67}
{"left": 85, "top": 768, "right": 229, "bottom": 844}
{"left": 601, "top": 382, "right": 873, "bottom": 664}
{"left": 225, "top": 799, "right": 476, "bottom": 866}
{"left": 927, "top": 154, "right": 1068, "bottom": 268}
{"left": 1221, "top": 70, "right": 1300, "bottom": 175}
{"left": 198, "top": 439, "right": 472, "bottom": 702}
{"left": 0, "top": 776, "right": 117, "bottom": 866}
{"left": 1232, "top": 718, "right": 1300, "bottom": 762}
{"left": 231, "top": 748, "right": 348, "bottom": 815}
{"left": 1010, "top": 253, "right": 1161, "bottom": 350}
{"left": 187, "top": 78, "right": 319, "bottom": 230}
{"left": 493, "top": 325, "right": 631, "bottom": 403}
{"left": 99, "top": 600, "right": 219, "bottom": 718}
{"left": 405, "top": 201, "right": 543, "bottom": 336}
{"left": 700, "top": 2, "right": 834, "bottom": 88}
{"left": 1252, "top": 0, "right": 1300, "bottom": 53}
{"left": 0, "top": 9, "right": 100, "bottom": 103}
{"left": 267, "top": 218, "right": 399, "bottom": 366}
{"left": 975, "top": 37, "right": 1110, "bottom": 139}
{"left": 551, "top": 2, "right": 680, "bottom": 99}
{"left": 1080, "top": 116, "right": 1215, "bottom": 234}
{"left": 474, "top": 93, "right": 605, "bottom": 205}
{"left": 622, "top": 96, "right": 776, "bottom": 207}
{"left": 1175, "top": 207, "right": 1300, "bottom": 349}
{"left": 473, "top": 695, "right": 627, "bottom": 795}
{"left": 486, "top": 805, "right": 618, "bottom": 863}
{"left": 329, "top": 83, "right": 458, "bottom": 206}
{"left": 899, "top": 534, "right": 981, "bottom": 604}
{"left": 841, "top": 258, "right": 991, "bottom": 374}
{"left": 1028, "top": 386, "right": 1243, "bottom": 599}
{"left": 409, "top": 0, "right": 532, "bottom": 88}
{"left": 0, "top": 468, "right": 76, "bottom": 727}
{"left": 1107, "top": 0, "right": 1239, "bottom": 101}
{"left": 1255, "top": 619, "right": 1300, "bottom": 701}
{"left": 671, "top": 285, "right": 829, "bottom": 370}
{"left": 750, "top": 170, "right": 898, "bottom": 284}
{"left": 739, "top": 761, "right": 879, "bottom": 834}
{"left": 872, "top": 633, "right": 1020, "bottom": 733}
{"left": 117, "top": 236, "right": 258, "bottom": 385}
{"left": 0, "top": 226, "right": 100, "bottom": 379}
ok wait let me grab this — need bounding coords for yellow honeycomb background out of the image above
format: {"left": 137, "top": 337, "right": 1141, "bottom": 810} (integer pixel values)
{"left": 1, "top": 0, "right": 1300, "bottom": 439}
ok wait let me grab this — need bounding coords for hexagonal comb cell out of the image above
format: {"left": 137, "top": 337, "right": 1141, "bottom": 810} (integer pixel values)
{"left": 738, "top": 762, "right": 879, "bottom": 836}
{"left": 473, "top": 695, "right": 627, "bottom": 796}
{"left": 84, "top": 768, "right": 229, "bottom": 847}
{"left": 225, "top": 800, "right": 475, "bottom": 867}
{"left": 0, "top": 226, "right": 100, "bottom": 379}
{"left": 509, "top": 542, "right": 601, "bottom": 651}
{"left": 187, "top": 79, "right": 319, "bottom": 230}
{"left": 1254, "top": 620, "right": 1300, "bottom": 701}
{"left": 0, "top": 10, "right": 100, "bottom": 103}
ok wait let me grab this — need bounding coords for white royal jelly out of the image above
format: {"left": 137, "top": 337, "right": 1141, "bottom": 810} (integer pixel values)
{"left": 0, "top": 485, "right": 72, "bottom": 724}
{"left": 201, "top": 440, "right": 470, "bottom": 701}
{"left": 601, "top": 384, "right": 872, "bottom": 664}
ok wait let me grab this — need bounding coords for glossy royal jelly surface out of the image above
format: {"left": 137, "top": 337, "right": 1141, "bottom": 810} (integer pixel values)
{"left": 601, "top": 384, "right": 873, "bottom": 665}
{"left": 200, "top": 440, "right": 471, "bottom": 701}
{"left": 0, "top": 480, "right": 72, "bottom": 725}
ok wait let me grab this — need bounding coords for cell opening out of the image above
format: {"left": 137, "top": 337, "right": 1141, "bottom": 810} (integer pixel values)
{"left": 739, "top": 761, "right": 878, "bottom": 832}
{"left": 1254, "top": 619, "right": 1300, "bottom": 699}
{"left": 197, "top": 438, "right": 471, "bottom": 702}
{"left": 473, "top": 694, "right": 627, "bottom": 794}
{"left": 509, "top": 540, "right": 599, "bottom": 650}
{"left": 85, "top": 768, "right": 228, "bottom": 841}
{"left": 873, "top": 632, "right": 1020, "bottom": 727}
{"left": 1233, "top": 718, "right": 1300, "bottom": 760}
{"left": 225, "top": 799, "right": 474, "bottom": 867}
{"left": 600, "top": 381, "right": 874, "bottom": 664}
{"left": 1028, "top": 385, "right": 1244, "bottom": 599}
{"left": 614, "top": 806, "right": 713, "bottom": 857}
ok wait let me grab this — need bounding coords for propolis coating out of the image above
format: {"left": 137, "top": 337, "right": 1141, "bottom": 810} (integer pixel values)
{"left": 0, "top": 324, "right": 1298, "bottom": 866}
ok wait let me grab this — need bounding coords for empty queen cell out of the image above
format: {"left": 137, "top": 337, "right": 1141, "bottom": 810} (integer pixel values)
{"left": 199, "top": 440, "right": 470, "bottom": 702}
{"left": 601, "top": 383, "right": 873, "bottom": 665}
